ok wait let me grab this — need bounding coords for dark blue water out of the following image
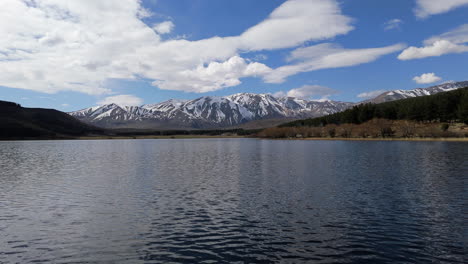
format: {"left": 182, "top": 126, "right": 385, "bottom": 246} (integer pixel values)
{"left": 0, "top": 139, "right": 466, "bottom": 263}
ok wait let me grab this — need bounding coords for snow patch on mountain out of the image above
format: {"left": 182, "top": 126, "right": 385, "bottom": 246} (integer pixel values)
{"left": 69, "top": 81, "right": 467, "bottom": 129}
{"left": 367, "top": 81, "right": 468, "bottom": 104}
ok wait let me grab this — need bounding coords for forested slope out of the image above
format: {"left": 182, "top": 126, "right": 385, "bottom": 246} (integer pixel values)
{"left": 281, "top": 87, "right": 468, "bottom": 127}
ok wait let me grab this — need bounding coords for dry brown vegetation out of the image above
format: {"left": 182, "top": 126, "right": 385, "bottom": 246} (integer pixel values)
{"left": 257, "top": 119, "right": 468, "bottom": 139}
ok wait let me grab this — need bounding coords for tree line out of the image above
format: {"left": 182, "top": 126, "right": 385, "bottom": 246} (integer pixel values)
{"left": 281, "top": 87, "right": 468, "bottom": 128}
{"left": 112, "top": 128, "right": 262, "bottom": 136}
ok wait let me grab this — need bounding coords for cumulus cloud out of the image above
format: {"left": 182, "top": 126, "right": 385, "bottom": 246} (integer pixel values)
{"left": 414, "top": 0, "right": 468, "bottom": 18}
{"left": 0, "top": 0, "right": 356, "bottom": 95}
{"left": 98, "top": 94, "right": 143, "bottom": 106}
{"left": 153, "top": 21, "right": 174, "bottom": 34}
{"left": 412, "top": 73, "right": 442, "bottom": 84}
{"left": 0, "top": 0, "right": 156, "bottom": 95}
{"left": 264, "top": 43, "right": 405, "bottom": 83}
{"left": 357, "top": 90, "right": 386, "bottom": 99}
{"left": 384, "top": 19, "right": 403, "bottom": 31}
{"left": 281, "top": 85, "right": 338, "bottom": 100}
{"left": 398, "top": 24, "right": 468, "bottom": 60}
{"left": 1, "top": 0, "right": 406, "bottom": 95}
{"left": 152, "top": 56, "right": 272, "bottom": 92}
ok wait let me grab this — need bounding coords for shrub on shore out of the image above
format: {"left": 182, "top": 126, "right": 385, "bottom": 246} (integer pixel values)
{"left": 257, "top": 119, "right": 466, "bottom": 139}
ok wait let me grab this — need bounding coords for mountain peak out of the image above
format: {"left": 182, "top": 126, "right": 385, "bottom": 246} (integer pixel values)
{"left": 70, "top": 93, "right": 351, "bottom": 129}
{"left": 366, "top": 81, "right": 468, "bottom": 104}
{"left": 69, "top": 81, "right": 467, "bottom": 129}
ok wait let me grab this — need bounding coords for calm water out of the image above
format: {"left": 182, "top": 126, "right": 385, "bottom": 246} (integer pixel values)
{"left": 0, "top": 139, "right": 466, "bottom": 263}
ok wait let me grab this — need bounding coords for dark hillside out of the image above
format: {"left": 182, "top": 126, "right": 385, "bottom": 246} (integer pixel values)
{"left": 0, "top": 101, "right": 104, "bottom": 139}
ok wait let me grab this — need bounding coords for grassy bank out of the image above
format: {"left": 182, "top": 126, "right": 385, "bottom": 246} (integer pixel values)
{"left": 257, "top": 119, "right": 468, "bottom": 140}
{"left": 261, "top": 137, "right": 468, "bottom": 142}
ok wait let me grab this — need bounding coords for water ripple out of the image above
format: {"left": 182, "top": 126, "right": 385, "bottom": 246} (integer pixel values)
{"left": 0, "top": 139, "right": 466, "bottom": 263}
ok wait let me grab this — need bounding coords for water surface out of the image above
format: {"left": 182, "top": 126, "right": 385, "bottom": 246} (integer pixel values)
{"left": 0, "top": 139, "right": 466, "bottom": 263}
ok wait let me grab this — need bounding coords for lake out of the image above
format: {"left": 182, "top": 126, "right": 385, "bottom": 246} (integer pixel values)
{"left": 0, "top": 139, "right": 466, "bottom": 263}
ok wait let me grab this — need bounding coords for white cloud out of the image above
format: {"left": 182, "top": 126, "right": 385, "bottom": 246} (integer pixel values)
{"left": 424, "top": 24, "right": 468, "bottom": 45}
{"left": 413, "top": 72, "right": 442, "bottom": 84}
{"left": 398, "top": 40, "right": 468, "bottom": 60}
{"left": 0, "top": 0, "right": 156, "bottom": 95}
{"left": 153, "top": 21, "right": 174, "bottom": 34}
{"left": 414, "top": 0, "right": 468, "bottom": 18}
{"left": 284, "top": 85, "right": 338, "bottom": 100}
{"left": 398, "top": 24, "right": 468, "bottom": 60}
{"left": 0, "top": 0, "right": 401, "bottom": 95}
{"left": 264, "top": 43, "right": 405, "bottom": 83}
{"left": 384, "top": 19, "right": 403, "bottom": 31}
{"left": 98, "top": 94, "right": 143, "bottom": 106}
{"left": 152, "top": 56, "right": 272, "bottom": 93}
{"left": 238, "top": 0, "right": 353, "bottom": 51}
{"left": 0, "top": 0, "right": 357, "bottom": 95}
{"left": 357, "top": 90, "right": 386, "bottom": 99}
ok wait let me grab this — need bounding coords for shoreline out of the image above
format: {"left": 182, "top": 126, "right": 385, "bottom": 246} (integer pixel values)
{"left": 1, "top": 135, "right": 467, "bottom": 142}
{"left": 76, "top": 135, "right": 247, "bottom": 140}
{"left": 264, "top": 137, "right": 468, "bottom": 142}
{"left": 0, "top": 135, "right": 247, "bottom": 141}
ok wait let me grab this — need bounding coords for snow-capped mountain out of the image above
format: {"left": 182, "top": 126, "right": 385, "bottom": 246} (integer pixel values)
{"left": 70, "top": 93, "right": 352, "bottom": 129}
{"left": 71, "top": 104, "right": 153, "bottom": 121}
{"left": 69, "top": 81, "right": 468, "bottom": 129}
{"left": 365, "top": 81, "right": 468, "bottom": 104}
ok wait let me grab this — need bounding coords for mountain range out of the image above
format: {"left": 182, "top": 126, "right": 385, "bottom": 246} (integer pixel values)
{"left": 70, "top": 81, "right": 468, "bottom": 129}
{"left": 362, "top": 81, "right": 468, "bottom": 104}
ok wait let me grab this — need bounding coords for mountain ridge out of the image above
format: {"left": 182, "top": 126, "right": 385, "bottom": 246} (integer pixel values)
{"left": 70, "top": 81, "right": 468, "bottom": 129}
{"left": 364, "top": 81, "right": 468, "bottom": 104}
{"left": 71, "top": 93, "right": 353, "bottom": 129}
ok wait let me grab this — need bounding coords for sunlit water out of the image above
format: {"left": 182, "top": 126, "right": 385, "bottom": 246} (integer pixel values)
{"left": 0, "top": 139, "right": 466, "bottom": 263}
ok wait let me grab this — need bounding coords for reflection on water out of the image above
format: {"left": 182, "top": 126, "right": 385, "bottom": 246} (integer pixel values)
{"left": 0, "top": 139, "right": 466, "bottom": 263}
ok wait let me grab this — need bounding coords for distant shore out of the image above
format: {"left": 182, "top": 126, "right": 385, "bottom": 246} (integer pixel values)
{"left": 0, "top": 135, "right": 247, "bottom": 141}
{"left": 2, "top": 135, "right": 467, "bottom": 142}
{"left": 269, "top": 137, "right": 468, "bottom": 142}
{"left": 77, "top": 135, "right": 247, "bottom": 140}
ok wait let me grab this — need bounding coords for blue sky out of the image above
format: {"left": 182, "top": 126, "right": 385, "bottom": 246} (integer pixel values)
{"left": 0, "top": 0, "right": 467, "bottom": 111}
